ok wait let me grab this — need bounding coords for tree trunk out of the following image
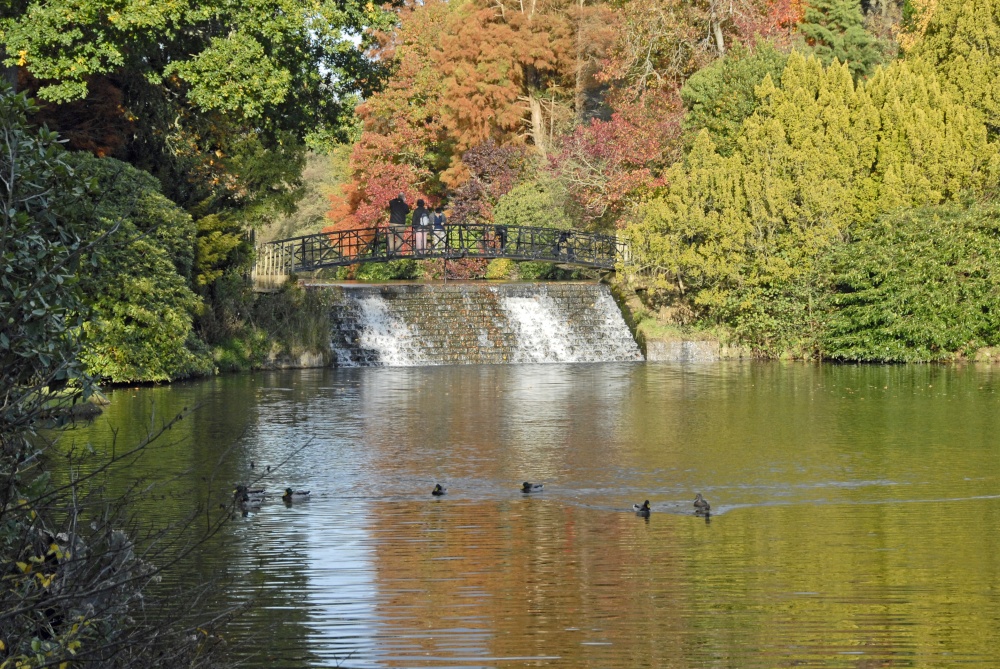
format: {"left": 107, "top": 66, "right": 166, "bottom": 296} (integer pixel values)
{"left": 0, "top": 46, "right": 18, "bottom": 91}
{"left": 712, "top": 18, "right": 725, "bottom": 56}
{"left": 575, "top": 0, "right": 586, "bottom": 122}
{"left": 527, "top": 93, "right": 547, "bottom": 156}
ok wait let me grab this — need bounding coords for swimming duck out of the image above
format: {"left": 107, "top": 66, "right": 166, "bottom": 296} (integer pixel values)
{"left": 234, "top": 485, "right": 266, "bottom": 501}
{"left": 282, "top": 487, "right": 311, "bottom": 502}
{"left": 694, "top": 493, "right": 711, "bottom": 515}
{"left": 432, "top": 484, "right": 447, "bottom": 496}
{"left": 633, "top": 500, "right": 651, "bottom": 517}
{"left": 233, "top": 485, "right": 265, "bottom": 512}
{"left": 521, "top": 482, "right": 544, "bottom": 493}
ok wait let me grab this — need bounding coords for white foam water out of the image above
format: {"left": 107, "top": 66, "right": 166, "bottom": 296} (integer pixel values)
{"left": 500, "top": 295, "right": 577, "bottom": 363}
{"left": 349, "top": 296, "right": 426, "bottom": 367}
{"left": 328, "top": 284, "right": 642, "bottom": 367}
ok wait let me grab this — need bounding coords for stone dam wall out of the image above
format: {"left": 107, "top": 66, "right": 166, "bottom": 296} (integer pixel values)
{"left": 317, "top": 282, "right": 644, "bottom": 367}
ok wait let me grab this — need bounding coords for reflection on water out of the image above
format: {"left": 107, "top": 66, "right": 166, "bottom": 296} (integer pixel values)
{"left": 65, "top": 363, "right": 1000, "bottom": 667}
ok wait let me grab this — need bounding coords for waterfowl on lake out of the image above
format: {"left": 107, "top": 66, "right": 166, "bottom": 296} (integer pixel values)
{"left": 521, "top": 482, "right": 544, "bottom": 493}
{"left": 633, "top": 500, "right": 651, "bottom": 517}
{"left": 234, "top": 485, "right": 266, "bottom": 501}
{"left": 432, "top": 484, "right": 447, "bottom": 496}
{"left": 694, "top": 493, "right": 711, "bottom": 515}
{"left": 233, "top": 485, "right": 265, "bottom": 512}
{"left": 283, "top": 488, "right": 311, "bottom": 502}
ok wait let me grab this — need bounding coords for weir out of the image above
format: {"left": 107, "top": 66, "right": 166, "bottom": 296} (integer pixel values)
{"left": 317, "top": 282, "right": 643, "bottom": 367}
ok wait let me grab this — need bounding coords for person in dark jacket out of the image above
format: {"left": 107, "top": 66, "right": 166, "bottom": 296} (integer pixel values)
{"left": 387, "top": 193, "right": 409, "bottom": 255}
{"left": 412, "top": 198, "right": 431, "bottom": 254}
{"left": 431, "top": 207, "right": 446, "bottom": 250}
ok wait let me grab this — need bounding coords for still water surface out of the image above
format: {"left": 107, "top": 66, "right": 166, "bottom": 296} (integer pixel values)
{"left": 68, "top": 363, "right": 1000, "bottom": 668}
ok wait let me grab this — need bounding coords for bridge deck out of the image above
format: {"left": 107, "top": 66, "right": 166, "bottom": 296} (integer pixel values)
{"left": 252, "top": 224, "right": 623, "bottom": 288}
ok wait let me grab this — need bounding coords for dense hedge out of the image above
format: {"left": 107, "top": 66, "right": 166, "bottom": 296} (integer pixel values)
{"left": 821, "top": 205, "right": 1000, "bottom": 362}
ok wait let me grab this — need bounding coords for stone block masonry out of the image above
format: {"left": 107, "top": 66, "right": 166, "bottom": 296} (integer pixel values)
{"left": 318, "top": 282, "right": 644, "bottom": 367}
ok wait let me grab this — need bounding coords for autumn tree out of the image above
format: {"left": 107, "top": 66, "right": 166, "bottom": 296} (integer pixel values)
{"left": 328, "top": 0, "right": 611, "bottom": 230}
{"left": 448, "top": 141, "right": 529, "bottom": 225}
{"left": 598, "top": 0, "right": 799, "bottom": 100}
{"left": 552, "top": 91, "right": 683, "bottom": 228}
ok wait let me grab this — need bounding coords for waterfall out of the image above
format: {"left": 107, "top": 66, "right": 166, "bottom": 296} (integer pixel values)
{"left": 324, "top": 283, "right": 642, "bottom": 367}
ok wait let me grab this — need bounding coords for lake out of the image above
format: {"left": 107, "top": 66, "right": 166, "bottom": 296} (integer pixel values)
{"left": 66, "top": 362, "right": 1000, "bottom": 668}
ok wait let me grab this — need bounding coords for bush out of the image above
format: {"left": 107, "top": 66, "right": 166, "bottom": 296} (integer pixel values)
{"left": 485, "top": 258, "right": 516, "bottom": 279}
{"left": 213, "top": 329, "right": 272, "bottom": 372}
{"left": 493, "top": 176, "right": 573, "bottom": 229}
{"left": 0, "top": 83, "right": 229, "bottom": 669}
{"left": 821, "top": 204, "right": 1000, "bottom": 362}
{"left": 69, "top": 154, "right": 213, "bottom": 382}
{"left": 355, "top": 259, "right": 421, "bottom": 281}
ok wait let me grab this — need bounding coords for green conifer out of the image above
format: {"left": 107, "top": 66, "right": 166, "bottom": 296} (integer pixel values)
{"left": 626, "top": 53, "right": 999, "bottom": 352}
{"left": 907, "top": 0, "right": 1000, "bottom": 138}
{"left": 798, "top": 0, "right": 886, "bottom": 79}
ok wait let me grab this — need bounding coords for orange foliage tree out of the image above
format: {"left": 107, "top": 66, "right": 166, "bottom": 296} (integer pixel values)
{"left": 326, "top": 0, "right": 613, "bottom": 232}
{"left": 547, "top": 0, "right": 801, "bottom": 229}
{"left": 329, "top": 0, "right": 803, "bottom": 235}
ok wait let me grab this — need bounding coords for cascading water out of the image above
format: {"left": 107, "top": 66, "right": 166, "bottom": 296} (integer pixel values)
{"left": 325, "top": 283, "right": 642, "bottom": 367}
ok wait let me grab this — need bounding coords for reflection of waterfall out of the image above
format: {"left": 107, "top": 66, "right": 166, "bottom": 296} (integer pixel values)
{"left": 326, "top": 283, "right": 643, "bottom": 367}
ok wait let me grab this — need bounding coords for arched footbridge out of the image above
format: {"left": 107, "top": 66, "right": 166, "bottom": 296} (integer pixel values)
{"left": 252, "top": 224, "right": 625, "bottom": 289}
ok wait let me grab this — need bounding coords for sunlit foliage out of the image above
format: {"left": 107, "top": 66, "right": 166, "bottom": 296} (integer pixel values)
{"left": 626, "top": 53, "right": 999, "bottom": 353}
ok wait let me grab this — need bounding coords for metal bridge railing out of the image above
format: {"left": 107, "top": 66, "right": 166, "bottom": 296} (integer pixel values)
{"left": 252, "top": 224, "right": 625, "bottom": 286}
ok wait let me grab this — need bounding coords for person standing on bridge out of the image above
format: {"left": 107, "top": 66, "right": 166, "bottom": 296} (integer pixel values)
{"left": 387, "top": 192, "right": 409, "bottom": 256}
{"left": 412, "top": 199, "right": 431, "bottom": 255}
{"left": 431, "top": 206, "right": 446, "bottom": 250}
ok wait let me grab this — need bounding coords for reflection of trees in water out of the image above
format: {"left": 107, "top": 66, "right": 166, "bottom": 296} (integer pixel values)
{"left": 64, "top": 364, "right": 1000, "bottom": 667}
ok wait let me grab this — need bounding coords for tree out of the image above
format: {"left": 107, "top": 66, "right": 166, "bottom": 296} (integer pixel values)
{"left": 328, "top": 0, "right": 612, "bottom": 231}
{"left": 1, "top": 0, "right": 395, "bottom": 234}
{"left": 798, "top": 0, "right": 887, "bottom": 78}
{"left": 905, "top": 0, "right": 1000, "bottom": 137}
{"left": 448, "top": 140, "right": 528, "bottom": 225}
{"left": 598, "top": 0, "right": 798, "bottom": 102}
{"left": 626, "top": 53, "right": 999, "bottom": 353}
{"left": 680, "top": 42, "right": 789, "bottom": 156}
{"left": 552, "top": 90, "right": 683, "bottom": 227}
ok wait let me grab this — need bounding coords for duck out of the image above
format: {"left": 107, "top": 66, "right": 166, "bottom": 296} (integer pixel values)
{"left": 234, "top": 485, "right": 267, "bottom": 501}
{"left": 432, "top": 484, "right": 447, "bottom": 496}
{"left": 521, "top": 482, "right": 544, "bottom": 493}
{"left": 233, "top": 485, "right": 265, "bottom": 512}
{"left": 633, "top": 500, "right": 651, "bottom": 517}
{"left": 282, "top": 487, "right": 311, "bottom": 503}
{"left": 693, "top": 493, "right": 711, "bottom": 515}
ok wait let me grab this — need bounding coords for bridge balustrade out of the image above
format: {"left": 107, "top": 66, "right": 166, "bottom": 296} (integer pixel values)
{"left": 252, "top": 224, "right": 625, "bottom": 288}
